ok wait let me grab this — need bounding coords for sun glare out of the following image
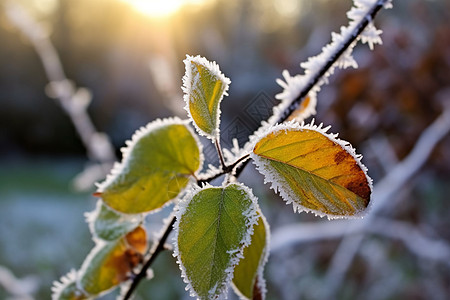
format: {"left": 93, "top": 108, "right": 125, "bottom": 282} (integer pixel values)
{"left": 120, "top": 0, "right": 207, "bottom": 18}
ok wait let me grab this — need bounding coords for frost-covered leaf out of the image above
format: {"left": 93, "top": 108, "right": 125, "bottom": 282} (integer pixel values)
{"left": 96, "top": 118, "right": 202, "bottom": 214}
{"left": 251, "top": 121, "right": 372, "bottom": 219}
{"left": 286, "top": 95, "right": 317, "bottom": 123}
{"left": 182, "top": 55, "right": 230, "bottom": 139}
{"left": 174, "top": 183, "right": 259, "bottom": 300}
{"left": 79, "top": 226, "right": 147, "bottom": 296}
{"left": 232, "top": 211, "right": 270, "bottom": 300}
{"left": 86, "top": 200, "right": 142, "bottom": 241}
{"left": 52, "top": 270, "right": 90, "bottom": 300}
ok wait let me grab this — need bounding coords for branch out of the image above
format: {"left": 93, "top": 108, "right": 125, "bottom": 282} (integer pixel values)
{"left": 214, "top": 138, "right": 228, "bottom": 171}
{"left": 4, "top": 2, "right": 116, "bottom": 187}
{"left": 275, "top": 1, "right": 388, "bottom": 123}
{"left": 0, "top": 265, "right": 39, "bottom": 300}
{"left": 123, "top": 216, "right": 176, "bottom": 300}
{"left": 271, "top": 217, "right": 450, "bottom": 267}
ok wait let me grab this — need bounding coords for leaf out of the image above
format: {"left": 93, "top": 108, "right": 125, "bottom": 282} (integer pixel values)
{"left": 182, "top": 55, "right": 230, "bottom": 138}
{"left": 96, "top": 118, "right": 202, "bottom": 214}
{"left": 174, "top": 183, "right": 259, "bottom": 300}
{"left": 52, "top": 270, "right": 90, "bottom": 300}
{"left": 251, "top": 121, "right": 372, "bottom": 218}
{"left": 79, "top": 226, "right": 147, "bottom": 296}
{"left": 232, "top": 211, "right": 270, "bottom": 300}
{"left": 86, "top": 200, "right": 142, "bottom": 241}
{"left": 286, "top": 94, "right": 317, "bottom": 123}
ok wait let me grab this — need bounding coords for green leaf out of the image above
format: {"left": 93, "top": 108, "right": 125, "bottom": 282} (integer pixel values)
{"left": 251, "top": 122, "right": 372, "bottom": 219}
{"left": 182, "top": 55, "right": 230, "bottom": 138}
{"left": 232, "top": 211, "right": 269, "bottom": 300}
{"left": 97, "top": 118, "right": 202, "bottom": 214}
{"left": 79, "top": 227, "right": 147, "bottom": 296}
{"left": 87, "top": 200, "right": 142, "bottom": 241}
{"left": 52, "top": 270, "right": 90, "bottom": 300}
{"left": 174, "top": 183, "right": 259, "bottom": 300}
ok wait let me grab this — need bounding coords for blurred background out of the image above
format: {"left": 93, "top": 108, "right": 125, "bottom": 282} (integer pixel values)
{"left": 1, "top": 0, "right": 450, "bottom": 299}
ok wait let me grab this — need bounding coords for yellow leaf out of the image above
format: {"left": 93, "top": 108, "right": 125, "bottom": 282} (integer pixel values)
{"left": 287, "top": 95, "right": 317, "bottom": 123}
{"left": 252, "top": 122, "right": 372, "bottom": 218}
{"left": 182, "top": 55, "right": 230, "bottom": 138}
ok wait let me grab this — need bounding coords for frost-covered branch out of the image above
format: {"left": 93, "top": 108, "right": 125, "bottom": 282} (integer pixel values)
{"left": 272, "top": 0, "right": 392, "bottom": 124}
{"left": 369, "top": 219, "right": 450, "bottom": 266}
{"left": 4, "top": 1, "right": 116, "bottom": 189}
{"left": 0, "top": 265, "right": 39, "bottom": 300}
{"left": 271, "top": 217, "right": 450, "bottom": 267}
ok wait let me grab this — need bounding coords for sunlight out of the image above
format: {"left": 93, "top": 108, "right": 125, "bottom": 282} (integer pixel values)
{"left": 120, "top": 0, "right": 208, "bottom": 18}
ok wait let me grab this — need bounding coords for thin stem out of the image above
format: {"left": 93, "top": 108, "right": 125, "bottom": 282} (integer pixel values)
{"left": 123, "top": 216, "right": 176, "bottom": 300}
{"left": 122, "top": 1, "right": 389, "bottom": 298}
{"left": 215, "top": 138, "right": 227, "bottom": 171}
{"left": 198, "top": 153, "right": 250, "bottom": 185}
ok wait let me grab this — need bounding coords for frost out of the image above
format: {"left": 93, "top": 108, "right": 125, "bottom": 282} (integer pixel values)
{"left": 273, "top": 0, "right": 392, "bottom": 125}
{"left": 231, "top": 210, "right": 271, "bottom": 300}
{"left": 172, "top": 183, "right": 260, "bottom": 300}
{"left": 85, "top": 200, "right": 143, "bottom": 242}
{"left": 250, "top": 120, "right": 373, "bottom": 220}
{"left": 182, "top": 55, "right": 231, "bottom": 139}
{"left": 51, "top": 269, "right": 89, "bottom": 300}
{"left": 360, "top": 22, "right": 383, "bottom": 50}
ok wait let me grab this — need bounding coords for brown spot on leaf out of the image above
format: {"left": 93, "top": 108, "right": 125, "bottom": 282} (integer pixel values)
{"left": 124, "top": 249, "right": 143, "bottom": 269}
{"left": 334, "top": 150, "right": 347, "bottom": 164}
{"left": 346, "top": 175, "right": 371, "bottom": 206}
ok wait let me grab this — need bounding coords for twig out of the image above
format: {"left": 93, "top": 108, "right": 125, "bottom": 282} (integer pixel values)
{"left": 214, "top": 138, "right": 227, "bottom": 171}
{"left": 123, "top": 216, "right": 176, "bottom": 300}
{"left": 4, "top": 2, "right": 116, "bottom": 173}
{"left": 0, "top": 265, "right": 39, "bottom": 300}
{"left": 369, "top": 219, "right": 450, "bottom": 266}
{"left": 271, "top": 217, "right": 450, "bottom": 268}
{"left": 275, "top": 0, "right": 389, "bottom": 124}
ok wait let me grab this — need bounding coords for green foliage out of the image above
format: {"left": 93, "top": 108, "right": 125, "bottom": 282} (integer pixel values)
{"left": 175, "top": 184, "right": 259, "bottom": 299}
{"left": 97, "top": 118, "right": 202, "bottom": 214}
{"left": 52, "top": 271, "right": 90, "bottom": 300}
{"left": 54, "top": 55, "right": 372, "bottom": 300}
{"left": 88, "top": 201, "right": 142, "bottom": 241}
